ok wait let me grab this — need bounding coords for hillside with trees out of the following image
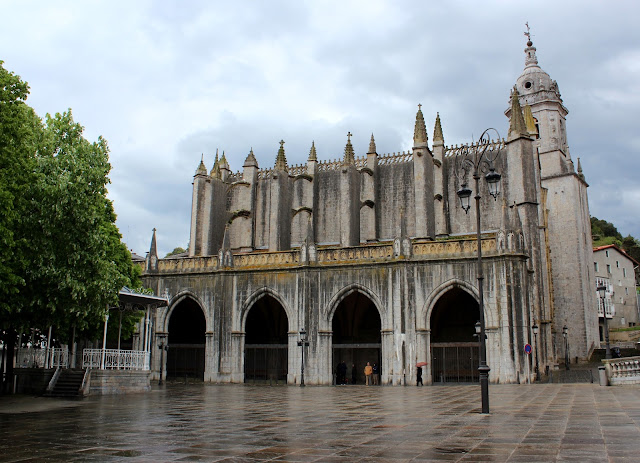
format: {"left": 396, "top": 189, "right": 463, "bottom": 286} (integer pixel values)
{"left": 591, "top": 217, "right": 640, "bottom": 263}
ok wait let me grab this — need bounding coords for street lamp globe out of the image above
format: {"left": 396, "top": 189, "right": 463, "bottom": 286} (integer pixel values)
{"left": 562, "top": 325, "right": 568, "bottom": 338}
{"left": 457, "top": 183, "right": 472, "bottom": 213}
{"left": 532, "top": 323, "right": 539, "bottom": 335}
{"left": 485, "top": 168, "right": 501, "bottom": 199}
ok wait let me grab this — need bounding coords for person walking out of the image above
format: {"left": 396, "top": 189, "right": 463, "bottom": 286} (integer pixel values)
{"left": 417, "top": 366, "right": 423, "bottom": 386}
{"left": 372, "top": 363, "right": 379, "bottom": 385}
{"left": 364, "top": 362, "right": 373, "bottom": 386}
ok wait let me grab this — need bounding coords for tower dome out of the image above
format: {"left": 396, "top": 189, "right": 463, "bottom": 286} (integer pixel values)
{"left": 514, "top": 38, "right": 564, "bottom": 109}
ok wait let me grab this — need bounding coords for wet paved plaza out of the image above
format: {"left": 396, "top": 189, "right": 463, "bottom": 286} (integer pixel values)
{"left": 1, "top": 383, "right": 640, "bottom": 462}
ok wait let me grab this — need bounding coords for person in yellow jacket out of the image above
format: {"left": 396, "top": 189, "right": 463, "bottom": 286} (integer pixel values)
{"left": 364, "top": 362, "right": 373, "bottom": 386}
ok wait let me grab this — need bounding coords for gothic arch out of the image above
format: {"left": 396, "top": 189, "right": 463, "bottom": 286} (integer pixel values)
{"left": 325, "top": 283, "right": 386, "bottom": 330}
{"left": 419, "top": 279, "right": 485, "bottom": 331}
{"left": 239, "top": 287, "right": 292, "bottom": 333}
{"left": 162, "top": 290, "right": 208, "bottom": 332}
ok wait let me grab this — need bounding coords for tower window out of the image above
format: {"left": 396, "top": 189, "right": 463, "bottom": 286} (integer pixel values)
{"left": 594, "top": 262, "right": 598, "bottom": 272}
{"left": 524, "top": 81, "right": 532, "bottom": 89}
{"left": 607, "top": 264, "right": 611, "bottom": 273}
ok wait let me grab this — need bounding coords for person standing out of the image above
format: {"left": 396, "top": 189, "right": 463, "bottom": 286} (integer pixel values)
{"left": 364, "top": 362, "right": 373, "bottom": 386}
{"left": 338, "top": 361, "right": 347, "bottom": 385}
{"left": 417, "top": 366, "right": 423, "bottom": 386}
{"left": 372, "top": 363, "right": 379, "bottom": 385}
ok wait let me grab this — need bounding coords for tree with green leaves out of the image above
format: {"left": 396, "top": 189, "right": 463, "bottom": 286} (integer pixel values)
{"left": 1, "top": 62, "right": 140, "bottom": 391}
{"left": 0, "top": 61, "right": 41, "bottom": 313}
{"left": 165, "top": 246, "right": 186, "bottom": 257}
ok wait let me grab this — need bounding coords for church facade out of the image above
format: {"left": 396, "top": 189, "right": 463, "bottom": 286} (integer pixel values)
{"left": 139, "top": 37, "right": 598, "bottom": 385}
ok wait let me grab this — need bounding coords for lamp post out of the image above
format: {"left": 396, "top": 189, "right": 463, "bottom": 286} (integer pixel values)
{"left": 297, "top": 328, "right": 309, "bottom": 387}
{"left": 562, "top": 325, "right": 569, "bottom": 370}
{"left": 158, "top": 340, "right": 168, "bottom": 385}
{"left": 597, "top": 284, "right": 612, "bottom": 359}
{"left": 455, "top": 128, "right": 502, "bottom": 415}
{"left": 532, "top": 323, "right": 540, "bottom": 382}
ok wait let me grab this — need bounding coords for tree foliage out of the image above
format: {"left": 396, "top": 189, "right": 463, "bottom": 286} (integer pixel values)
{"left": 165, "top": 246, "right": 186, "bottom": 257}
{"left": 0, "top": 62, "right": 139, "bottom": 344}
{"left": 0, "top": 61, "right": 40, "bottom": 311}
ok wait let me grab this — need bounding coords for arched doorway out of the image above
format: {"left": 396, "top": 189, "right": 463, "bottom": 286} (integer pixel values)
{"left": 430, "top": 287, "right": 480, "bottom": 383}
{"left": 332, "top": 292, "right": 381, "bottom": 385}
{"left": 244, "top": 295, "right": 289, "bottom": 383}
{"left": 167, "top": 297, "right": 206, "bottom": 380}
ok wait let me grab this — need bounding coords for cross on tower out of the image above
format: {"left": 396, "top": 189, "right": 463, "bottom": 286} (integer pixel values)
{"left": 279, "top": 139, "right": 285, "bottom": 148}
{"left": 418, "top": 103, "right": 422, "bottom": 111}
{"left": 524, "top": 22, "right": 531, "bottom": 42}
{"left": 347, "top": 132, "right": 352, "bottom": 142}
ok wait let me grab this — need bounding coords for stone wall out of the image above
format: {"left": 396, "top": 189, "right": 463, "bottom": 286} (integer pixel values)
{"left": 87, "top": 370, "right": 151, "bottom": 395}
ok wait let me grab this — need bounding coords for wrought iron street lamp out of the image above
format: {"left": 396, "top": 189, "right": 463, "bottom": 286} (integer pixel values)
{"left": 532, "top": 323, "right": 541, "bottom": 381}
{"left": 158, "top": 340, "right": 168, "bottom": 385}
{"left": 297, "top": 328, "right": 309, "bottom": 387}
{"left": 455, "top": 128, "right": 502, "bottom": 414}
{"left": 597, "top": 284, "right": 612, "bottom": 359}
{"left": 562, "top": 325, "right": 569, "bottom": 370}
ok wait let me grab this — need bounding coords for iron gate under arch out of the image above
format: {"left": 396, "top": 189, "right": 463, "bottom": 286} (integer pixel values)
{"left": 431, "top": 342, "right": 480, "bottom": 383}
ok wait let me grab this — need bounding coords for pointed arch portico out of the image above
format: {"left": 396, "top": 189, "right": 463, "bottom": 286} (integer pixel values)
{"left": 324, "top": 284, "right": 386, "bottom": 385}
{"left": 162, "top": 290, "right": 208, "bottom": 332}
{"left": 159, "top": 290, "right": 208, "bottom": 381}
{"left": 417, "top": 279, "right": 489, "bottom": 384}
{"left": 238, "top": 287, "right": 293, "bottom": 333}
{"left": 238, "top": 287, "right": 294, "bottom": 384}
{"left": 324, "top": 283, "right": 387, "bottom": 331}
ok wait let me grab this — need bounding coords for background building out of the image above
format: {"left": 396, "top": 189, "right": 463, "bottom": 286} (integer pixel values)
{"left": 593, "top": 245, "right": 639, "bottom": 340}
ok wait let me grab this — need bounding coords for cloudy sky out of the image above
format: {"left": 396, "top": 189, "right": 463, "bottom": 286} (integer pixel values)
{"left": 2, "top": 1, "right": 639, "bottom": 257}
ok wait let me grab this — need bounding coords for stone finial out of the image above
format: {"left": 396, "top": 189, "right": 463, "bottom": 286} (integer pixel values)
{"left": 308, "top": 141, "right": 317, "bottom": 161}
{"left": 275, "top": 139, "right": 288, "bottom": 172}
{"left": 211, "top": 149, "right": 221, "bottom": 179}
{"left": 433, "top": 112, "right": 444, "bottom": 144}
{"left": 343, "top": 132, "right": 355, "bottom": 165}
{"left": 577, "top": 157, "right": 585, "bottom": 181}
{"left": 146, "top": 227, "right": 159, "bottom": 271}
{"left": 508, "top": 87, "right": 529, "bottom": 140}
{"left": 243, "top": 148, "right": 258, "bottom": 168}
{"left": 149, "top": 228, "right": 158, "bottom": 257}
{"left": 413, "top": 104, "right": 428, "bottom": 146}
{"left": 368, "top": 133, "right": 377, "bottom": 155}
{"left": 219, "top": 151, "right": 230, "bottom": 170}
{"left": 523, "top": 105, "right": 537, "bottom": 136}
{"left": 196, "top": 153, "right": 208, "bottom": 175}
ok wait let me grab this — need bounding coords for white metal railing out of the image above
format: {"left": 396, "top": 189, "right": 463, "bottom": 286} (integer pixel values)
{"left": 82, "top": 348, "right": 149, "bottom": 370}
{"left": 16, "top": 347, "right": 69, "bottom": 368}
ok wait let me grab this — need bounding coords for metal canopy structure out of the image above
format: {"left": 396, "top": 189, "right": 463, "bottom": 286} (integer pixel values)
{"left": 87, "top": 287, "right": 169, "bottom": 370}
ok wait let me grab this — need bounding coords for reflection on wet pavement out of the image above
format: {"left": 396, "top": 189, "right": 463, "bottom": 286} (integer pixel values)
{"left": 0, "top": 383, "right": 639, "bottom": 462}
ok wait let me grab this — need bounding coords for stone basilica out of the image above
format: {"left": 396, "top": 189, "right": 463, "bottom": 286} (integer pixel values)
{"left": 139, "top": 37, "right": 598, "bottom": 385}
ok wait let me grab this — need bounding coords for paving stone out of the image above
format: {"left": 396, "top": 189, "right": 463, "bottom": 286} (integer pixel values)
{"left": 0, "top": 383, "right": 639, "bottom": 462}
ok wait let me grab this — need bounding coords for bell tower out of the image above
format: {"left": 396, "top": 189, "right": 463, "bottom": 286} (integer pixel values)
{"left": 505, "top": 25, "right": 598, "bottom": 364}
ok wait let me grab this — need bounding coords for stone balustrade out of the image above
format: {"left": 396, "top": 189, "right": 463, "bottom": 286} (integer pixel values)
{"left": 146, "top": 236, "right": 497, "bottom": 275}
{"left": 603, "top": 356, "right": 640, "bottom": 385}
